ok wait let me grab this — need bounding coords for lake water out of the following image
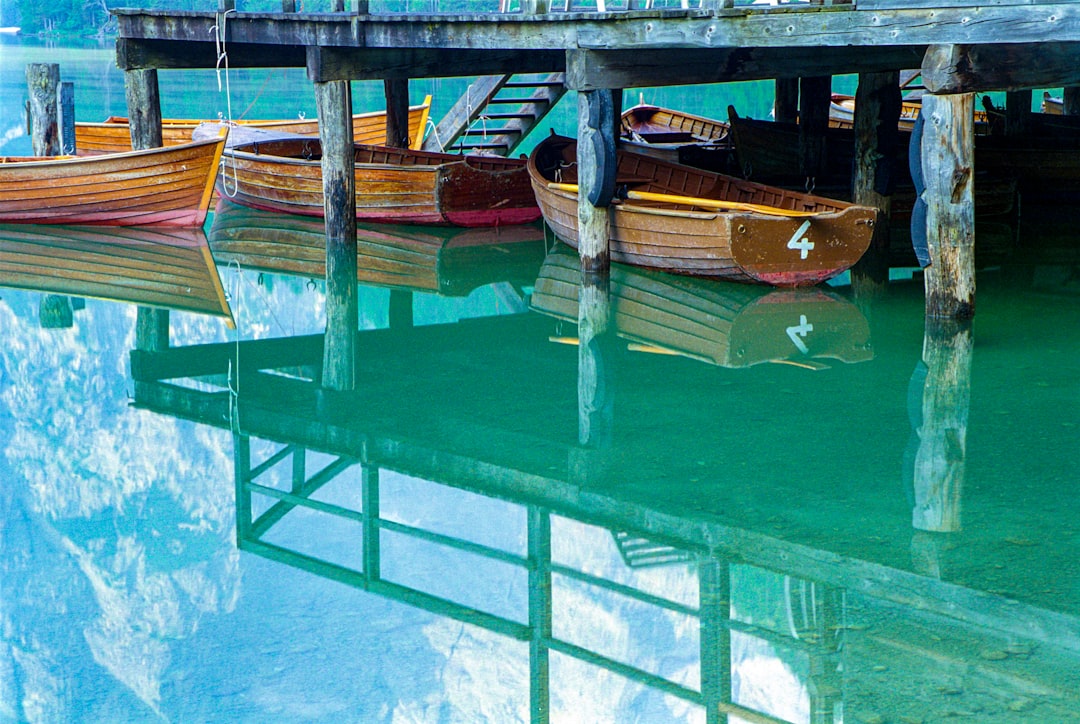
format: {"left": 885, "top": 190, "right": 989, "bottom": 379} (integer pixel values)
{"left": 3, "top": 34, "right": 1080, "bottom": 724}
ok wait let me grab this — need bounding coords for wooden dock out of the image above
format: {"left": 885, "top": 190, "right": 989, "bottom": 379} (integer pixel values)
{"left": 110, "top": 0, "right": 1080, "bottom": 379}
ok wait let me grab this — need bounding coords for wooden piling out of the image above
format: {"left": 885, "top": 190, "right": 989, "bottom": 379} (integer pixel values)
{"left": 25, "top": 63, "right": 60, "bottom": 157}
{"left": 383, "top": 79, "right": 411, "bottom": 148}
{"left": 774, "top": 78, "right": 799, "bottom": 124}
{"left": 58, "top": 81, "right": 75, "bottom": 154}
{"left": 921, "top": 93, "right": 976, "bottom": 320}
{"left": 124, "top": 68, "right": 162, "bottom": 149}
{"left": 851, "top": 71, "right": 900, "bottom": 288}
{"left": 1004, "top": 89, "right": 1032, "bottom": 137}
{"left": 314, "top": 79, "right": 358, "bottom": 391}
{"left": 798, "top": 76, "right": 831, "bottom": 182}
{"left": 578, "top": 273, "right": 612, "bottom": 448}
{"left": 126, "top": 68, "right": 170, "bottom": 348}
{"left": 576, "top": 89, "right": 615, "bottom": 275}
{"left": 1064, "top": 87, "right": 1080, "bottom": 116}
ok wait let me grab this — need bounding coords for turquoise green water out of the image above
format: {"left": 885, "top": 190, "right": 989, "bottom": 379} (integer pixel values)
{"left": 4, "top": 34, "right": 1080, "bottom": 724}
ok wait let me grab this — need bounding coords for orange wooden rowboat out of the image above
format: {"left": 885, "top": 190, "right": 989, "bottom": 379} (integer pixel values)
{"left": 0, "top": 135, "right": 226, "bottom": 227}
{"left": 74, "top": 96, "right": 432, "bottom": 155}
{"left": 218, "top": 137, "right": 541, "bottom": 227}
{"left": 528, "top": 134, "right": 877, "bottom": 287}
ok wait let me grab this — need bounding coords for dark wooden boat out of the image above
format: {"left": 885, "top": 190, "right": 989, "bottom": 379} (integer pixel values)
{"left": 0, "top": 135, "right": 226, "bottom": 226}
{"left": 620, "top": 103, "right": 732, "bottom": 169}
{"left": 828, "top": 93, "right": 994, "bottom": 133}
{"left": 218, "top": 137, "right": 541, "bottom": 227}
{"left": 727, "top": 108, "right": 1023, "bottom": 209}
{"left": 74, "top": 96, "right": 432, "bottom": 155}
{"left": 528, "top": 134, "right": 877, "bottom": 287}
{"left": 0, "top": 223, "right": 234, "bottom": 324}
{"left": 208, "top": 199, "right": 547, "bottom": 295}
{"left": 531, "top": 243, "right": 873, "bottom": 369}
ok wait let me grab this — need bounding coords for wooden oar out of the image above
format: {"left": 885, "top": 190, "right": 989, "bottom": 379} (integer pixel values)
{"left": 546, "top": 182, "right": 821, "bottom": 218}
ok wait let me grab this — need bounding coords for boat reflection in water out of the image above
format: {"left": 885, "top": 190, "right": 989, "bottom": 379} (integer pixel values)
{"left": 209, "top": 199, "right": 548, "bottom": 298}
{"left": 0, "top": 222, "right": 235, "bottom": 327}
{"left": 120, "top": 243, "right": 1080, "bottom": 722}
{"left": 530, "top": 243, "right": 873, "bottom": 370}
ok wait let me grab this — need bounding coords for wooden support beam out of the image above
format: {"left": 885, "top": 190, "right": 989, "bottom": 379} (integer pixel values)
{"left": 314, "top": 80, "right": 358, "bottom": 391}
{"left": 851, "top": 70, "right": 900, "bottom": 289}
{"left": 1004, "top": 89, "right": 1032, "bottom": 137}
{"left": 578, "top": 275, "right": 613, "bottom": 448}
{"left": 774, "top": 78, "right": 799, "bottom": 124}
{"left": 923, "top": 42, "right": 1080, "bottom": 94}
{"left": 383, "top": 78, "right": 410, "bottom": 149}
{"left": 565, "top": 47, "right": 923, "bottom": 91}
{"left": 136, "top": 308, "right": 171, "bottom": 352}
{"left": 576, "top": 88, "right": 616, "bottom": 274}
{"left": 921, "top": 93, "right": 975, "bottom": 320}
{"left": 118, "top": 38, "right": 307, "bottom": 71}
{"left": 58, "top": 81, "right": 75, "bottom": 155}
{"left": 25, "top": 63, "right": 60, "bottom": 157}
{"left": 307, "top": 45, "right": 564, "bottom": 82}
{"left": 798, "top": 76, "right": 831, "bottom": 181}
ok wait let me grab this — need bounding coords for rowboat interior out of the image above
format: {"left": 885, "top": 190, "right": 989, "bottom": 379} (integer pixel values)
{"left": 532, "top": 134, "right": 851, "bottom": 215}
{"left": 227, "top": 137, "right": 530, "bottom": 173}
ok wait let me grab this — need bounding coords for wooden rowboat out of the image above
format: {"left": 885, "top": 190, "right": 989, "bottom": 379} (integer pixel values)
{"left": 0, "top": 223, "right": 234, "bottom": 325}
{"left": 620, "top": 103, "right": 731, "bottom": 168}
{"left": 531, "top": 243, "right": 873, "bottom": 369}
{"left": 74, "top": 96, "right": 432, "bottom": 156}
{"left": 218, "top": 138, "right": 541, "bottom": 227}
{"left": 528, "top": 134, "right": 877, "bottom": 287}
{"left": 0, "top": 135, "right": 226, "bottom": 226}
{"left": 829, "top": 93, "right": 993, "bottom": 133}
{"left": 208, "top": 199, "right": 547, "bottom": 295}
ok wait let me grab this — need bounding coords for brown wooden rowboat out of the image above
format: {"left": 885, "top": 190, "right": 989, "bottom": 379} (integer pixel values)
{"left": 531, "top": 243, "right": 873, "bottom": 369}
{"left": 0, "top": 223, "right": 234, "bottom": 325}
{"left": 74, "top": 96, "right": 432, "bottom": 155}
{"left": 218, "top": 138, "right": 541, "bottom": 227}
{"left": 0, "top": 135, "right": 226, "bottom": 226}
{"left": 208, "top": 199, "right": 547, "bottom": 295}
{"left": 528, "top": 134, "right": 877, "bottom": 287}
{"left": 619, "top": 103, "right": 734, "bottom": 172}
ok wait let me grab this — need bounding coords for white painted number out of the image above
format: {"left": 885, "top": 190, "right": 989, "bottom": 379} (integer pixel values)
{"left": 786, "top": 220, "right": 814, "bottom": 259}
{"left": 786, "top": 314, "right": 813, "bottom": 354}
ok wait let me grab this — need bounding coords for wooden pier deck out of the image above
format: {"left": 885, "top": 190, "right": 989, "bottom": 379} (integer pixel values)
{"left": 110, "top": 0, "right": 1080, "bottom": 379}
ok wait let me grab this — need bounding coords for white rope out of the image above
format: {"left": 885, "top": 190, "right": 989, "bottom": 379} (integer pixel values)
{"left": 425, "top": 116, "right": 444, "bottom": 152}
{"left": 226, "top": 258, "right": 242, "bottom": 433}
{"left": 210, "top": 9, "right": 237, "bottom": 124}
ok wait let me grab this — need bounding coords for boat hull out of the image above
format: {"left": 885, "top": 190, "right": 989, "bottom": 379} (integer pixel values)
{"left": 74, "top": 98, "right": 432, "bottom": 155}
{"left": 0, "top": 137, "right": 225, "bottom": 226}
{"left": 219, "top": 139, "right": 540, "bottom": 227}
{"left": 529, "top": 136, "right": 876, "bottom": 287}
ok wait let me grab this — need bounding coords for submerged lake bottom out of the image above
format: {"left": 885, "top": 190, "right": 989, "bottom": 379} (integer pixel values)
{"left": 2, "top": 200, "right": 1080, "bottom": 723}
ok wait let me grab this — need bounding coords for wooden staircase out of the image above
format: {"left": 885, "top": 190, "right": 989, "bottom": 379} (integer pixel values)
{"left": 611, "top": 530, "right": 695, "bottom": 569}
{"left": 421, "top": 73, "right": 566, "bottom": 156}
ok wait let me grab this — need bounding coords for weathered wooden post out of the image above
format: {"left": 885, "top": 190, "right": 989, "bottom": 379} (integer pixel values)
{"left": 281, "top": 0, "right": 296, "bottom": 10}
{"left": 798, "top": 76, "right": 831, "bottom": 182}
{"left": 383, "top": 79, "right": 411, "bottom": 149}
{"left": 57, "top": 81, "right": 75, "bottom": 154}
{"left": 1004, "top": 89, "right": 1032, "bottom": 137}
{"left": 1064, "top": 87, "right": 1080, "bottom": 116}
{"left": 851, "top": 71, "right": 901, "bottom": 289}
{"left": 314, "top": 79, "right": 358, "bottom": 391}
{"left": 576, "top": 88, "right": 615, "bottom": 448}
{"left": 920, "top": 93, "right": 976, "bottom": 319}
{"left": 125, "top": 68, "right": 170, "bottom": 348}
{"left": 774, "top": 77, "right": 799, "bottom": 124}
{"left": 25, "top": 63, "right": 60, "bottom": 156}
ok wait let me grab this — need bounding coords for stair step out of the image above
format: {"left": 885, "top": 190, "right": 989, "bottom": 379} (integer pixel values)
{"left": 478, "top": 112, "right": 538, "bottom": 120}
{"left": 463, "top": 127, "right": 523, "bottom": 136}
{"left": 455, "top": 141, "right": 510, "bottom": 151}
{"left": 488, "top": 96, "right": 554, "bottom": 105}
{"left": 503, "top": 80, "right": 565, "bottom": 88}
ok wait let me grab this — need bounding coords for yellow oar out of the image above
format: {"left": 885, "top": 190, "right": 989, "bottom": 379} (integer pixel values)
{"left": 546, "top": 182, "right": 821, "bottom": 218}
